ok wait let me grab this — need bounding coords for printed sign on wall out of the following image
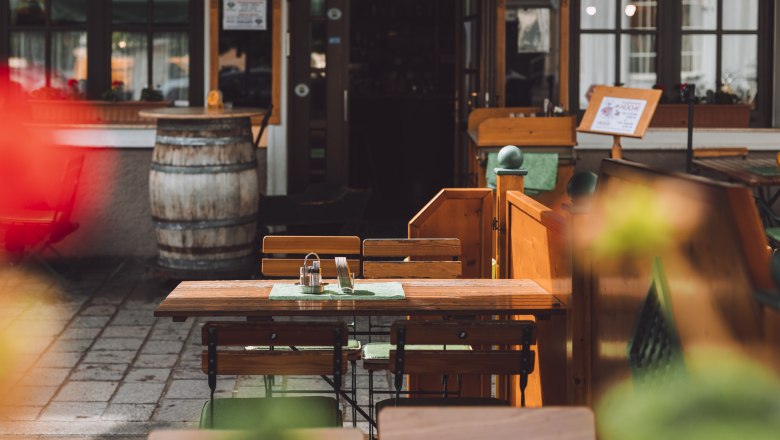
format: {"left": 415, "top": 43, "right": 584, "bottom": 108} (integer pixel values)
{"left": 223, "top": 0, "right": 267, "bottom": 31}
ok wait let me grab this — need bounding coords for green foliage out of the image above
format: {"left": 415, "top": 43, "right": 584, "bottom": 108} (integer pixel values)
{"left": 591, "top": 186, "right": 675, "bottom": 259}
{"left": 599, "top": 348, "right": 780, "bottom": 440}
{"left": 140, "top": 88, "right": 164, "bottom": 102}
{"left": 101, "top": 81, "right": 125, "bottom": 102}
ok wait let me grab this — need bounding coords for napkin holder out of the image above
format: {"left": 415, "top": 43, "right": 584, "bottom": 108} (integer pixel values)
{"left": 298, "top": 253, "right": 328, "bottom": 294}
{"left": 335, "top": 257, "right": 355, "bottom": 293}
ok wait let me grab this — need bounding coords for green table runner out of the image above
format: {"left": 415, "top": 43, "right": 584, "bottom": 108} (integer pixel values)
{"left": 270, "top": 282, "right": 405, "bottom": 300}
{"left": 486, "top": 152, "right": 559, "bottom": 191}
{"left": 749, "top": 166, "right": 780, "bottom": 177}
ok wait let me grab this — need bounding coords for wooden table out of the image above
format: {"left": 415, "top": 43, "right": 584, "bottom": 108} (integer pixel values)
{"left": 379, "top": 407, "right": 595, "bottom": 440}
{"left": 154, "top": 278, "right": 567, "bottom": 420}
{"left": 148, "top": 428, "right": 363, "bottom": 440}
{"left": 693, "top": 157, "right": 780, "bottom": 188}
{"left": 693, "top": 157, "right": 780, "bottom": 224}
{"left": 154, "top": 279, "right": 565, "bottom": 320}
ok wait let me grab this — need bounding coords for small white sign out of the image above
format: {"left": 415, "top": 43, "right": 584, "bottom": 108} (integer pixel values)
{"left": 223, "top": 0, "right": 267, "bottom": 31}
{"left": 591, "top": 97, "right": 647, "bottom": 135}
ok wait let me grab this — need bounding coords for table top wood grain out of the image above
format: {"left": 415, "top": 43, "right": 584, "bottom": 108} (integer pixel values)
{"left": 154, "top": 279, "right": 564, "bottom": 319}
{"left": 693, "top": 157, "right": 780, "bottom": 186}
{"left": 148, "top": 428, "right": 363, "bottom": 440}
{"left": 379, "top": 407, "right": 595, "bottom": 440}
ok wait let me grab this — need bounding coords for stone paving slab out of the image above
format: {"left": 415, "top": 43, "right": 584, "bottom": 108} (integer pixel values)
{"left": 0, "top": 260, "right": 392, "bottom": 438}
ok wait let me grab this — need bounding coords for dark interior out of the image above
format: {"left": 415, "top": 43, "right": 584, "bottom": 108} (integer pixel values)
{"left": 348, "top": 0, "right": 456, "bottom": 225}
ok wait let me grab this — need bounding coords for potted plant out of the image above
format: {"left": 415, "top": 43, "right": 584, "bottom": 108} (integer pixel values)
{"left": 650, "top": 83, "right": 752, "bottom": 128}
{"left": 29, "top": 80, "right": 171, "bottom": 125}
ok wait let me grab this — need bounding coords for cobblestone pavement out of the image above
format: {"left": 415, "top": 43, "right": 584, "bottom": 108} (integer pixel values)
{"left": 0, "top": 259, "right": 392, "bottom": 439}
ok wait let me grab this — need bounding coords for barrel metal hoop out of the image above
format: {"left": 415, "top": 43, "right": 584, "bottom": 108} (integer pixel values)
{"left": 155, "top": 135, "right": 248, "bottom": 146}
{"left": 157, "top": 243, "right": 254, "bottom": 255}
{"left": 153, "top": 213, "right": 258, "bottom": 230}
{"left": 158, "top": 256, "right": 255, "bottom": 271}
{"left": 150, "top": 162, "right": 257, "bottom": 174}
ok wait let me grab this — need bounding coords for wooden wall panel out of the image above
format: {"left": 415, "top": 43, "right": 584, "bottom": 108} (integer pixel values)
{"left": 587, "top": 160, "right": 770, "bottom": 402}
{"left": 409, "top": 189, "right": 494, "bottom": 279}
{"left": 504, "top": 191, "right": 571, "bottom": 407}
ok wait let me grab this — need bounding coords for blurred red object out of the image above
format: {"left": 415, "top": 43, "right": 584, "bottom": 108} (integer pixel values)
{"left": 0, "top": 65, "right": 84, "bottom": 265}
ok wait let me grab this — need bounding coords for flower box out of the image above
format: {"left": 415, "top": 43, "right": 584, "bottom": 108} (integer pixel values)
{"left": 29, "top": 100, "right": 171, "bottom": 125}
{"left": 650, "top": 104, "right": 751, "bottom": 128}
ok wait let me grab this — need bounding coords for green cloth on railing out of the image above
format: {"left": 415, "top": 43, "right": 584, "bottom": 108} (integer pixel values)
{"left": 362, "top": 342, "right": 473, "bottom": 362}
{"left": 749, "top": 166, "right": 780, "bottom": 177}
{"left": 486, "top": 152, "right": 559, "bottom": 191}
{"left": 270, "top": 282, "right": 405, "bottom": 300}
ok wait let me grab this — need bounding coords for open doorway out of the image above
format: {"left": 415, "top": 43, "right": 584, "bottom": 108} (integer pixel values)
{"left": 348, "top": 0, "right": 456, "bottom": 231}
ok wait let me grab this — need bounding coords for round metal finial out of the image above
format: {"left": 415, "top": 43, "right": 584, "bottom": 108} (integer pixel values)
{"left": 497, "top": 145, "right": 524, "bottom": 170}
{"left": 567, "top": 172, "right": 598, "bottom": 201}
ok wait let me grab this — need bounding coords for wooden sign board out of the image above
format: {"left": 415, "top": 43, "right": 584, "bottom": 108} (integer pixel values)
{"left": 578, "top": 86, "right": 662, "bottom": 138}
{"left": 577, "top": 86, "right": 662, "bottom": 159}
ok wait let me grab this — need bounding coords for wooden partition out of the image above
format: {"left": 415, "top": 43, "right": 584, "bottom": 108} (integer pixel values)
{"left": 504, "top": 191, "right": 571, "bottom": 407}
{"left": 586, "top": 159, "right": 772, "bottom": 403}
{"left": 409, "top": 189, "right": 494, "bottom": 279}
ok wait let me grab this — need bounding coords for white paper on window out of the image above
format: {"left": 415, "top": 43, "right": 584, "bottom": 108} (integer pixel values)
{"left": 517, "top": 8, "right": 549, "bottom": 53}
{"left": 223, "top": 0, "right": 267, "bottom": 31}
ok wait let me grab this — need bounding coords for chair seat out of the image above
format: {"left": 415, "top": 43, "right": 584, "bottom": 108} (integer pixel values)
{"left": 0, "top": 207, "right": 57, "bottom": 225}
{"left": 766, "top": 227, "right": 780, "bottom": 243}
{"left": 246, "top": 338, "right": 362, "bottom": 352}
{"left": 361, "top": 342, "right": 472, "bottom": 365}
{"left": 375, "top": 397, "right": 509, "bottom": 416}
{"left": 199, "top": 396, "right": 340, "bottom": 430}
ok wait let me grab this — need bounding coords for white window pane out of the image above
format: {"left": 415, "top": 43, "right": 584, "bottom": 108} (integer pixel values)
{"left": 112, "top": 32, "right": 148, "bottom": 100}
{"left": 52, "top": 31, "right": 88, "bottom": 98}
{"left": 580, "top": 34, "right": 616, "bottom": 109}
{"left": 681, "top": 34, "right": 716, "bottom": 94}
{"left": 153, "top": 32, "right": 190, "bottom": 103}
{"left": 581, "top": 0, "right": 616, "bottom": 30}
{"left": 621, "top": 0, "right": 656, "bottom": 30}
{"left": 722, "top": 35, "right": 758, "bottom": 104}
{"left": 621, "top": 34, "right": 656, "bottom": 89}
{"left": 682, "top": 0, "right": 716, "bottom": 30}
{"left": 10, "top": 32, "right": 46, "bottom": 93}
{"left": 723, "top": 0, "right": 758, "bottom": 30}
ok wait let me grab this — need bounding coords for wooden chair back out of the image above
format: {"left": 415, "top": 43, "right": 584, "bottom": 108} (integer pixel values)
{"left": 362, "top": 238, "right": 461, "bottom": 279}
{"left": 54, "top": 154, "right": 85, "bottom": 225}
{"left": 261, "top": 235, "right": 360, "bottom": 278}
{"left": 388, "top": 320, "right": 536, "bottom": 405}
{"left": 200, "top": 321, "right": 349, "bottom": 390}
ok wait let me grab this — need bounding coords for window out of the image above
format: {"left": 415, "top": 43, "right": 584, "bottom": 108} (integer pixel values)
{"left": 5, "top": 0, "right": 88, "bottom": 97}
{"left": 573, "top": 0, "right": 773, "bottom": 126}
{"left": 0, "top": 0, "right": 204, "bottom": 104}
{"left": 579, "top": 0, "right": 657, "bottom": 110}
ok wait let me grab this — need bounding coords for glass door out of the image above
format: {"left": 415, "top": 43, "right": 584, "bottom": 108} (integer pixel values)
{"left": 288, "top": 0, "right": 349, "bottom": 193}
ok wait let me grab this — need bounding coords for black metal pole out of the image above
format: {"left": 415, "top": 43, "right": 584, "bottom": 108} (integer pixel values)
{"left": 685, "top": 84, "right": 696, "bottom": 173}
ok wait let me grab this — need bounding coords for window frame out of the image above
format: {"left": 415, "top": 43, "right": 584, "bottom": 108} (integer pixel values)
{"left": 571, "top": 0, "right": 774, "bottom": 127}
{"left": 0, "top": 0, "right": 204, "bottom": 105}
{"left": 4, "top": 0, "right": 89, "bottom": 89}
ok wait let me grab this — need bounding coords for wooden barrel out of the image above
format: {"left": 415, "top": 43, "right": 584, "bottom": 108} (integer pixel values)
{"left": 149, "top": 117, "right": 259, "bottom": 271}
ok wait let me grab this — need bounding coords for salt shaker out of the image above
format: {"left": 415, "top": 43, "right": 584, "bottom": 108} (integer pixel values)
{"left": 309, "top": 260, "right": 321, "bottom": 286}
